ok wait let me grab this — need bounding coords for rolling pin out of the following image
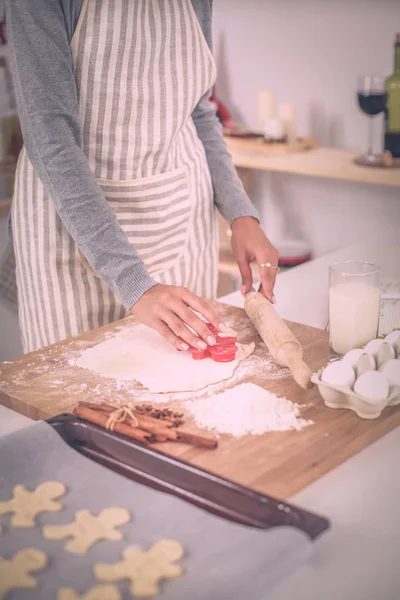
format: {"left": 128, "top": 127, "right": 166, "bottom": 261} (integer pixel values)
{"left": 244, "top": 290, "right": 313, "bottom": 389}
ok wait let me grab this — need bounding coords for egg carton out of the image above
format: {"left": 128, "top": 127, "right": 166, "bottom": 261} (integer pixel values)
{"left": 312, "top": 331, "right": 400, "bottom": 419}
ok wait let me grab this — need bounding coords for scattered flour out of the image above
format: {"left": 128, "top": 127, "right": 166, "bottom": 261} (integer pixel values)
{"left": 76, "top": 324, "right": 255, "bottom": 394}
{"left": 185, "top": 382, "right": 313, "bottom": 437}
{"left": 0, "top": 319, "right": 292, "bottom": 413}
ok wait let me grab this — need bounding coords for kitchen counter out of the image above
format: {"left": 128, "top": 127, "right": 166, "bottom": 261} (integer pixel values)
{"left": 268, "top": 425, "right": 400, "bottom": 600}
{"left": 1, "top": 240, "right": 399, "bottom": 599}
{"left": 221, "top": 240, "right": 400, "bottom": 599}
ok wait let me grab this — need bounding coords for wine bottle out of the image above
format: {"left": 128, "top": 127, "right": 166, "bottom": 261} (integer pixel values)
{"left": 384, "top": 33, "right": 400, "bottom": 158}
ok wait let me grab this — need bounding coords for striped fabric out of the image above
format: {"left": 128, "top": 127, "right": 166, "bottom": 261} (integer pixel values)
{"left": 99, "top": 167, "right": 192, "bottom": 275}
{"left": 12, "top": 0, "right": 218, "bottom": 352}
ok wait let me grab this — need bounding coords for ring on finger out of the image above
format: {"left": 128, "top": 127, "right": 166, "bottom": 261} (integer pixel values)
{"left": 259, "top": 262, "right": 280, "bottom": 272}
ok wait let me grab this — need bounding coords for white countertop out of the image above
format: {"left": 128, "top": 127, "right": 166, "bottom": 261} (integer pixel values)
{"left": 1, "top": 241, "right": 399, "bottom": 599}
{"left": 221, "top": 243, "right": 400, "bottom": 600}
{"left": 269, "top": 427, "right": 400, "bottom": 600}
{"left": 223, "top": 241, "right": 400, "bottom": 599}
{"left": 221, "top": 240, "right": 400, "bottom": 330}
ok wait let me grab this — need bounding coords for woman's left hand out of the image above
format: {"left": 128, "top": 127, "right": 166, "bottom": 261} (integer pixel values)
{"left": 230, "top": 217, "right": 279, "bottom": 303}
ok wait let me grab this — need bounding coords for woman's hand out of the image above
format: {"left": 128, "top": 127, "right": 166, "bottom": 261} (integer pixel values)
{"left": 231, "top": 217, "right": 279, "bottom": 303}
{"left": 130, "top": 285, "right": 227, "bottom": 350}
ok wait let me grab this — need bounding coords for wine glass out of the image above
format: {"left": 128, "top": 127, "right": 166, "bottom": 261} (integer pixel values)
{"left": 356, "top": 75, "right": 386, "bottom": 166}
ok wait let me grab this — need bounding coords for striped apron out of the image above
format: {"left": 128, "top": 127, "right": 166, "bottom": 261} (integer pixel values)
{"left": 12, "top": 0, "right": 218, "bottom": 353}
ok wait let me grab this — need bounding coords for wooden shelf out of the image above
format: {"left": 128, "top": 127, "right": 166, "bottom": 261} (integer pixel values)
{"left": 224, "top": 137, "right": 400, "bottom": 188}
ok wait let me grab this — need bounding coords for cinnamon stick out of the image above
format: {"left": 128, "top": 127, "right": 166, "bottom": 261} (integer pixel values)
{"left": 78, "top": 401, "right": 116, "bottom": 414}
{"left": 126, "top": 417, "right": 174, "bottom": 437}
{"left": 73, "top": 406, "right": 152, "bottom": 444}
{"left": 157, "top": 427, "right": 218, "bottom": 449}
{"left": 75, "top": 402, "right": 218, "bottom": 449}
{"left": 75, "top": 404, "right": 177, "bottom": 439}
{"left": 78, "top": 402, "right": 176, "bottom": 429}
{"left": 130, "top": 414, "right": 175, "bottom": 431}
{"left": 174, "top": 430, "right": 218, "bottom": 450}
{"left": 108, "top": 402, "right": 184, "bottom": 427}
{"left": 125, "top": 414, "right": 217, "bottom": 448}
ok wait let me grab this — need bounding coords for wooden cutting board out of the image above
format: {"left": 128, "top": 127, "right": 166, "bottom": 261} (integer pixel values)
{"left": 1, "top": 302, "right": 399, "bottom": 499}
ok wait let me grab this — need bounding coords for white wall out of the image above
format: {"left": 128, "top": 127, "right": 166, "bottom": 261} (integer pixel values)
{"left": 212, "top": 0, "right": 400, "bottom": 255}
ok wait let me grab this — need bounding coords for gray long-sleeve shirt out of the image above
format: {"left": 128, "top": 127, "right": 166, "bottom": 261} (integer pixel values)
{"left": 6, "top": 0, "right": 259, "bottom": 309}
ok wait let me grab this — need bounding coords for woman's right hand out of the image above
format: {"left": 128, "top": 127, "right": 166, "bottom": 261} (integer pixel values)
{"left": 130, "top": 284, "right": 228, "bottom": 350}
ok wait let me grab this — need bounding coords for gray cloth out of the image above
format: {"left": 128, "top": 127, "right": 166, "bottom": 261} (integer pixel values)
{"left": 6, "top": 0, "right": 260, "bottom": 309}
{"left": 0, "top": 242, "right": 18, "bottom": 314}
{"left": 0, "top": 421, "right": 312, "bottom": 599}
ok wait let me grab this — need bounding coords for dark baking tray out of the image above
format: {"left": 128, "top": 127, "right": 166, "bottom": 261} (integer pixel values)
{"left": 47, "top": 413, "right": 330, "bottom": 540}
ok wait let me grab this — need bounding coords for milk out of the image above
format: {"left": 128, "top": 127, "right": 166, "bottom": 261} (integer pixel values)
{"left": 329, "top": 281, "right": 381, "bottom": 354}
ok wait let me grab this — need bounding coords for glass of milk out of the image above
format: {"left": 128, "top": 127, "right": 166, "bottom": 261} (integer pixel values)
{"left": 329, "top": 261, "right": 381, "bottom": 355}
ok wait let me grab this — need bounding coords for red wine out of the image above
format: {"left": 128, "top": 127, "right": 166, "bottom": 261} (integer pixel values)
{"left": 357, "top": 92, "right": 386, "bottom": 116}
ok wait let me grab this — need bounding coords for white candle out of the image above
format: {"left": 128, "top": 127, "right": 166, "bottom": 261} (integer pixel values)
{"left": 263, "top": 117, "right": 285, "bottom": 141}
{"left": 256, "top": 91, "right": 276, "bottom": 131}
{"left": 278, "top": 103, "right": 297, "bottom": 142}
{"left": 329, "top": 281, "right": 381, "bottom": 355}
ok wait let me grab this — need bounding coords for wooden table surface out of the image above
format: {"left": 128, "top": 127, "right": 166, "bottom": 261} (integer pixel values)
{"left": 224, "top": 137, "right": 400, "bottom": 187}
{"left": 1, "top": 303, "right": 399, "bottom": 500}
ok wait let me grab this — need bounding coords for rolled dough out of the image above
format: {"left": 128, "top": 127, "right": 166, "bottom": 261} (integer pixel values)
{"left": 76, "top": 324, "right": 255, "bottom": 394}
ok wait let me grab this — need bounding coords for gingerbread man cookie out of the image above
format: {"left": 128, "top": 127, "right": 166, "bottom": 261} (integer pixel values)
{"left": 0, "top": 482, "right": 65, "bottom": 527}
{"left": 58, "top": 584, "right": 121, "bottom": 600}
{"left": 43, "top": 508, "right": 130, "bottom": 554}
{"left": 0, "top": 548, "right": 47, "bottom": 599}
{"left": 94, "top": 540, "right": 184, "bottom": 597}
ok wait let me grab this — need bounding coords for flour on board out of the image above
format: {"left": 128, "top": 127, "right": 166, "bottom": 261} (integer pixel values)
{"left": 185, "top": 382, "right": 313, "bottom": 437}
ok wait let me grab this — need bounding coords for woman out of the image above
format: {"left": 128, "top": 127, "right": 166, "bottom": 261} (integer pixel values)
{"left": 7, "top": 0, "right": 279, "bottom": 354}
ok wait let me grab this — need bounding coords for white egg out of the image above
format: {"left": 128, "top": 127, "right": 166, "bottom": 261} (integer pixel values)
{"left": 354, "top": 352, "right": 376, "bottom": 378}
{"left": 342, "top": 348, "right": 366, "bottom": 369}
{"left": 376, "top": 342, "right": 396, "bottom": 368}
{"left": 353, "top": 371, "right": 390, "bottom": 404}
{"left": 384, "top": 330, "right": 400, "bottom": 346}
{"left": 321, "top": 361, "right": 356, "bottom": 388}
{"left": 363, "top": 338, "right": 384, "bottom": 358}
{"left": 379, "top": 359, "right": 400, "bottom": 387}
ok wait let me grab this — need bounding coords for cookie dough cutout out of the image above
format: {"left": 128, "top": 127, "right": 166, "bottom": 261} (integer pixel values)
{"left": 94, "top": 540, "right": 184, "bottom": 597}
{"left": 43, "top": 508, "right": 130, "bottom": 554}
{"left": 0, "top": 482, "right": 65, "bottom": 527}
{"left": 0, "top": 548, "right": 47, "bottom": 599}
{"left": 218, "top": 327, "right": 237, "bottom": 338}
{"left": 58, "top": 585, "right": 121, "bottom": 600}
